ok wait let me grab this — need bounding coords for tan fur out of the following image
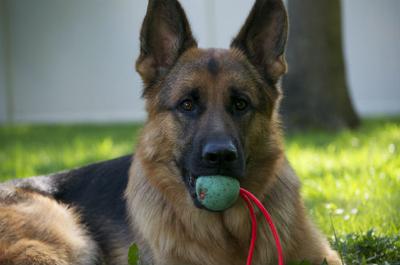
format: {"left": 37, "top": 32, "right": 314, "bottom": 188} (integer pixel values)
{"left": 126, "top": 47, "right": 342, "bottom": 265}
{"left": 126, "top": 129, "right": 341, "bottom": 265}
{"left": 0, "top": 187, "right": 97, "bottom": 265}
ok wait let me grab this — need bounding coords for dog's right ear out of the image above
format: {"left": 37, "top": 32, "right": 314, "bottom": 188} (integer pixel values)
{"left": 136, "top": 0, "right": 197, "bottom": 86}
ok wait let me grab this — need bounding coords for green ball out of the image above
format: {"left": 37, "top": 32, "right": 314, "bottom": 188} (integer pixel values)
{"left": 195, "top": 175, "right": 240, "bottom": 211}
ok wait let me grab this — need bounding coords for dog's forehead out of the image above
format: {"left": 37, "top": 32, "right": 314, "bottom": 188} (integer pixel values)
{"left": 177, "top": 48, "right": 247, "bottom": 73}
{"left": 161, "top": 48, "right": 264, "bottom": 106}
{"left": 164, "top": 48, "right": 258, "bottom": 90}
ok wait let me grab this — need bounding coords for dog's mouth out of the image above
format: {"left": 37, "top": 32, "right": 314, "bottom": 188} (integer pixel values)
{"left": 179, "top": 157, "right": 247, "bottom": 210}
{"left": 184, "top": 169, "right": 243, "bottom": 210}
{"left": 186, "top": 171, "right": 203, "bottom": 208}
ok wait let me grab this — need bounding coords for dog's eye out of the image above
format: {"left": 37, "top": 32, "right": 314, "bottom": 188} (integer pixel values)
{"left": 233, "top": 98, "right": 248, "bottom": 111}
{"left": 180, "top": 99, "right": 194, "bottom": 112}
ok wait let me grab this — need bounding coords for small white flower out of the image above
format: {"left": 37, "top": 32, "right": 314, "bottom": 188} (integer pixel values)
{"left": 335, "top": 208, "right": 344, "bottom": 215}
{"left": 350, "top": 208, "right": 358, "bottom": 215}
{"left": 388, "top": 143, "right": 396, "bottom": 154}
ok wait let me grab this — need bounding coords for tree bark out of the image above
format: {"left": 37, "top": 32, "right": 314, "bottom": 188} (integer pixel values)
{"left": 281, "top": 0, "right": 360, "bottom": 130}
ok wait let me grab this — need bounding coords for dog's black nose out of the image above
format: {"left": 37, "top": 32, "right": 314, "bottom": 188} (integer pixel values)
{"left": 202, "top": 139, "right": 238, "bottom": 165}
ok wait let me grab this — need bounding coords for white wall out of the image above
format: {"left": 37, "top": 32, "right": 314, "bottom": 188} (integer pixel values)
{"left": 0, "top": 1, "right": 8, "bottom": 123}
{"left": 182, "top": 0, "right": 255, "bottom": 49}
{"left": 213, "top": 1, "right": 254, "bottom": 48}
{"left": 342, "top": 0, "right": 400, "bottom": 116}
{"left": 1, "top": 0, "right": 399, "bottom": 124}
{"left": 6, "top": 0, "right": 147, "bottom": 123}
{"left": 180, "top": 0, "right": 214, "bottom": 48}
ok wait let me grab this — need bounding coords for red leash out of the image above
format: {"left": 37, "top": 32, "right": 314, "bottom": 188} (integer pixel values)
{"left": 239, "top": 188, "right": 284, "bottom": 265}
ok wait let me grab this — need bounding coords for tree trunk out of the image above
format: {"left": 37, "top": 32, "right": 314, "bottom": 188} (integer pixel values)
{"left": 281, "top": 0, "right": 360, "bottom": 130}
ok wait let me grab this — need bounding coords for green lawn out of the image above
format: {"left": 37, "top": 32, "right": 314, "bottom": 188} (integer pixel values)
{"left": 1, "top": 118, "right": 399, "bottom": 264}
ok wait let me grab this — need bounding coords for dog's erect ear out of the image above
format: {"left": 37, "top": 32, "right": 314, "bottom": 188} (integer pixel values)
{"left": 136, "top": 0, "right": 197, "bottom": 86}
{"left": 231, "top": 0, "right": 288, "bottom": 83}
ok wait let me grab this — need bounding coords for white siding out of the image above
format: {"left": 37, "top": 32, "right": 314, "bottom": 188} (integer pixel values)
{"left": 180, "top": 0, "right": 214, "bottom": 48}
{"left": 6, "top": 0, "right": 147, "bottom": 123}
{"left": 213, "top": 0, "right": 254, "bottom": 48}
{"left": 0, "top": 0, "right": 399, "bottom": 124}
{"left": 342, "top": 0, "right": 400, "bottom": 116}
{"left": 0, "top": 1, "right": 7, "bottom": 123}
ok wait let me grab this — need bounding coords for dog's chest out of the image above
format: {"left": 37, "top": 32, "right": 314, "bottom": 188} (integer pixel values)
{"left": 156, "top": 232, "right": 277, "bottom": 265}
{"left": 152, "top": 211, "right": 278, "bottom": 265}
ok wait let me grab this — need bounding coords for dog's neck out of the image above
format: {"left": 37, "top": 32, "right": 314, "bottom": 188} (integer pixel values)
{"left": 125, "top": 157, "right": 245, "bottom": 265}
{"left": 124, "top": 127, "right": 286, "bottom": 265}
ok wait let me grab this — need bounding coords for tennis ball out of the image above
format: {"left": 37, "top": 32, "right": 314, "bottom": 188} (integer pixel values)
{"left": 195, "top": 175, "right": 240, "bottom": 211}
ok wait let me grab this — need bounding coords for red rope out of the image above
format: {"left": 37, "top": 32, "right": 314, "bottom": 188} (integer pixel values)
{"left": 240, "top": 191, "right": 258, "bottom": 265}
{"left": 239, "top": 188, "right": 284, "bottom": 265}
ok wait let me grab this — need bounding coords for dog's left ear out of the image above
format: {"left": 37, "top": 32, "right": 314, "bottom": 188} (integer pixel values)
{"left": 231, "top": 0, "right": 288, "bottom": 83}
{"left": 136, "top": 0, "right": 197, "bottom": 86}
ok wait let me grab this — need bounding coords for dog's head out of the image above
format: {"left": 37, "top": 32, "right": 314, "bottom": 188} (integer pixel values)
{"left": 135, "top": 0, "right": 287, "bottom": 208}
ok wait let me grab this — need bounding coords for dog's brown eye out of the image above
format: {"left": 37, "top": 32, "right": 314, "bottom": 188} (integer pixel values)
{"left": 233, "top": 98, "right": 248, "bottom": 111}
{"left": 180, "top": 99, "right": 194, "bottom": 112}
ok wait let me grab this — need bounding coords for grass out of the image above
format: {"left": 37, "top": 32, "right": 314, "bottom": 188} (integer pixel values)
{"left": 284, "top": 118, "right": 400, "bottom": 264}
{"left": 1, "top": 118, "right": 399, "bottom": 264}
{"left": 285, "top": 118, "right": 400, "bottom": 236}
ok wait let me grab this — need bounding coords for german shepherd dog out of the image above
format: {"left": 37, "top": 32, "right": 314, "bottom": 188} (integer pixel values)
{"left": 0, "top": 0, "right": 342, "bottom": 264}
